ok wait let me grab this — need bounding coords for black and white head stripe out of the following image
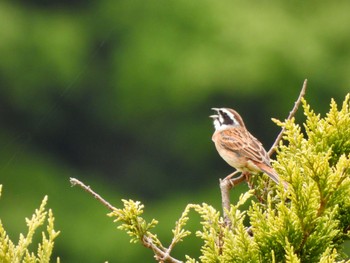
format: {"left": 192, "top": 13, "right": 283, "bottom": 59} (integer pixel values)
{"left": 210, "top": 108, "right": 241, "bottom": 130}
{"left": 220, "top": 109, "right": 237, "bottom": 125}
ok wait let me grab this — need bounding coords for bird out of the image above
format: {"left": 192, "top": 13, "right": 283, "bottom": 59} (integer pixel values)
{"left": 210, "top": 107, "right": 281, "bottom": 186}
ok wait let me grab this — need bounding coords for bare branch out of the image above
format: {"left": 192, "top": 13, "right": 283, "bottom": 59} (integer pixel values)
{"left": 268, "top": 79, "right": 308, "bottom": 156}
{"left": 220, "top": 171, "right": 245, "bottom": 225}
{"left": 220, "top": 178, "right": 231, "bottom": 225}
{"left": 70, "top": 177, "right": 116, "bottom": 211}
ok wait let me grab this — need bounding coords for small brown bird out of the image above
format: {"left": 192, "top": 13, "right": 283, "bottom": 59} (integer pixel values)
{"left": 210, "top": 107, "right": 280, "bottom": 185}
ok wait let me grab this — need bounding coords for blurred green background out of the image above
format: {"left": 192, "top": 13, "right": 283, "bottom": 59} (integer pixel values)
{"left": 0, "top": 1, "right": 349, "bottom": 262}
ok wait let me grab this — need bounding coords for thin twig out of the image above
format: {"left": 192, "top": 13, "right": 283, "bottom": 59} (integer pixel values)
{"left": 70, "top": 177, "right": 116, "bottom": 211}
{"left": 268, "top": 79, "right": 308, "bottom": 156}
{"left": 70, "top": 177, "right": 183, "bottom": 263}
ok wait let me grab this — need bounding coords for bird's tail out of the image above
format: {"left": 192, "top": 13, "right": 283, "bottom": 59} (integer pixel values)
{"left": 260, "top": 165, "right": 288, "bottom": 189}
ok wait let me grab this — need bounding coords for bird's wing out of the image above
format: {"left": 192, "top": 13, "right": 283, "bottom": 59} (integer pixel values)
{"left": 217, "top": 128, "right": 284, "bottom": 186}
{"left": 218, "top": 128, "right": 271, "bottom": 165}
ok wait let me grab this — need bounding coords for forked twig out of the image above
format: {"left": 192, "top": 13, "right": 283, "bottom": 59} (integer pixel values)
{"left": 268, "top": 79, "right": 308, "bottom": 156}
{"left": 70, "top": 177, "right": 182, "bottom": 263}
{"left": 143, "top": 236, "right": 183, "bottom": 263}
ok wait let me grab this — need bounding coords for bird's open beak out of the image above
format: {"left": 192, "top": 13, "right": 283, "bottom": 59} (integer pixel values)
{"left": 210, "top": 108, "right": 219, "bottom": 118}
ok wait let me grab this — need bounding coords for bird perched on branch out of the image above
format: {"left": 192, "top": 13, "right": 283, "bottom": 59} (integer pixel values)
{"left": 210, "top": 107, "right": 281, "bottom": 186}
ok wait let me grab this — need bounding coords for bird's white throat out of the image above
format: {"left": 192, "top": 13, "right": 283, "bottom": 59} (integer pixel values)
{"left": 213, "top": 119, "right": 231, "bottom": 131}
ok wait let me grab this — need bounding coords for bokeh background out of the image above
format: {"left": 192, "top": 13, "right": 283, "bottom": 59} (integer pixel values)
{"left": 1, "top": 1, "right": 350, "bottom": 262}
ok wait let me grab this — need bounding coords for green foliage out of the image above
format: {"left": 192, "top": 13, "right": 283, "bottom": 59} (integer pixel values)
{"left": 0, "top": 186, "right": 60, "bottom": 263}
{"left": 109, "top": 95, "right": 350, "bottom": 262}
{"left": 268, "top": 94, "right": 350, "bottom": 262}
{"left": 109, "top": 199, "right": 159, "bottom": 244}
